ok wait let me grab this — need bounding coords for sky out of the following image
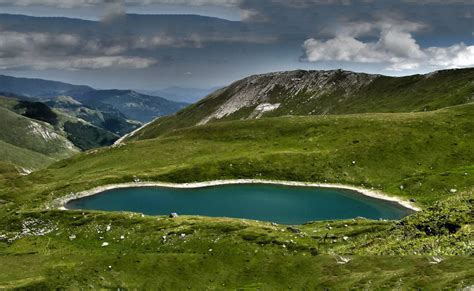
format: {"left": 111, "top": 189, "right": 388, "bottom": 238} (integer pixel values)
{"left": 0, "top": 0, "right": 472, "bottom": 91}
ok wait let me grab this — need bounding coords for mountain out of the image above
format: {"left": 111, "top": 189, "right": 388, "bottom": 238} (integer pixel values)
{"left": 126, "top": 68, "right": 474, "bottom": 141}
{"left": 69, "top": 89, "right": 188, "bottom": 123}
{"left": 0, "top": 74, "right": 187, "bottom": 125}
{"left": 0, "top": 75, "right": 92, "bottom": 98}
{"left": 0, "top": 96, "right": 79, "bottom": 171}
{"left": 0, "top": 95, "right": 117, "bottom": 153}
{"left": 44, "top": 95, "right": 140, "bottom": 136}
{"left": 1, "top": 71, "right": 473, "bottom": 288}
{"left": 139, "top": 86, "right": 223, "bottom": 103}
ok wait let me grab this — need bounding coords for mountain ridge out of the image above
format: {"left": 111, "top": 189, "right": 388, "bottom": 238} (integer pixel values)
{"left": 126, "top": 67, "right": 474, "bottom": 141}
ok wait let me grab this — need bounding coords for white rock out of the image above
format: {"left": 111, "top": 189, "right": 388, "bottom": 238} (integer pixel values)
{"left": 101, "top": 242, "right": 109, "bottom": 247}
{"left": 69, "top": 234, "right": 76, "bottom": 240}
{"left": 208, "top": 248, "right": 213, "bottom": 252}
{"left": 120, "top": 235, "right": 125, "bottom": 240}
{"left": 343, "top": 236, "right": 349, "bottom": 241}
{"left": 106, "top": 225, "right": 111, "bottom": 232}
{"left": 450, "top": 188, "right": 457, "bottom": 193}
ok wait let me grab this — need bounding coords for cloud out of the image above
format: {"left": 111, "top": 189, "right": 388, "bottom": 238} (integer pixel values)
{"left": 0, "top": 56, "right": 156, "bottom": 70}
{"left": 302, "top": 20, "right": 474, "bottom": 71}
{"left": 0, "top": 30, "right": 157, "bottom": 70}
{"left": 0, "top": 0, "right": 242, "bottom": 8}
{"left": 0, "top": 27, "right": 277, "bottom": 70}
{"left": 102, "top": 0, "right": 126, "bottom": 22}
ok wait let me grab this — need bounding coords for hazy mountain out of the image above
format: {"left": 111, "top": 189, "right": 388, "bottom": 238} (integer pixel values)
{"left": 126, "top": 68, "right": 474, "bottom": 141}
{"left": 138, "top": 86, "right": 223, "bottom": 103}
{"left": 70, "top": 89, "right": 188, "bottom": 123}
{"left": 0, "top": 75, "right": 91, "bottom": 98}
{"left": 0, "top": 74, "right": 188, "bottom": 123}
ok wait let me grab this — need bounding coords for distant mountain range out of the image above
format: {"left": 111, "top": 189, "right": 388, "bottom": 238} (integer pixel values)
{"left": 0, "top": 74, "right": 188, "bottom": 170}
{"left": 0, "top": 75, "right": 188, "bottom": 123}
{"left": 138, "top": 86, "right": 223, "bottom": 103}
{"left": 126, "top": 68, "right": 474, "bottom": 141}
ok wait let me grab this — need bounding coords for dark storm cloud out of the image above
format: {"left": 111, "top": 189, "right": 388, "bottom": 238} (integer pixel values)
{"left": 0, "top": 0, "right": 472, "bottom": 88}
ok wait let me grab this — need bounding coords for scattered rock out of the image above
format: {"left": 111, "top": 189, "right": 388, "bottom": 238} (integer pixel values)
{"left": 208, "top": 248, "right": 213, "bottom": 252}
{"left": 271, "top": 222, "right": 278, "bottom": 226}
{"left": 69, "top": 234, "right": 76, "bottom": 240}
{"left": 343, "top": 236, "right": 349, "bottom": 241}
{"left": 106, "top": 225, "right": 111, "bottom": 232}
{"left": 287, "top": 226, "right": 301, "bottom": 234}
{"left": 120, "top": 235, "right": 125, "bottom": 240}
{"left": 336, "top": 256, "right": 351, "bottom": 264}
{"left": 450, "top": 188, "right": 457, "bottom": 193}
{"left": 169, "top": 212, "right": 179, "bottom": 218}
{"left": 101, "top": 242, "right": 109, "bottom": 247}
{"left": 399, "top": 185, "right": 404, "bottom": 190}
{"left": 352, "top": 161, "right": 356, "bottom": 165}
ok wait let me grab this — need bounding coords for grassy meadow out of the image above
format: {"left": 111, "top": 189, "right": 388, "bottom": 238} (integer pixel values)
{"left": 0, "top": 103, "right": 472, "bottom": 288}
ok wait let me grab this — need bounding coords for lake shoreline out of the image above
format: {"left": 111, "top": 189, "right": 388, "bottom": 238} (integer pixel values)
{"left": 54, "top": 179, "right": 421, "bottom": 212}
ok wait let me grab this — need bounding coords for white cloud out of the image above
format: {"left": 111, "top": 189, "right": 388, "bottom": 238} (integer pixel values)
{"left": 0, "top": 30, "right": 157, "bottom": 70}
{"left": 0, "top": 56, "right": 156, "bottom": 70}
{"left": 302, "top": 20, "right": 474, "bottom": 71}
{"left": 0, "top": 0, "right": 241, "bottom": 8}
{"left": 0, "top": 28, "right": 276, "bottom": 70}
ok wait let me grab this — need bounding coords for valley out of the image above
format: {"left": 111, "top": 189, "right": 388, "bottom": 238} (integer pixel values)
{"left": 0, "top": 68, "right": 472, "bottom": 289}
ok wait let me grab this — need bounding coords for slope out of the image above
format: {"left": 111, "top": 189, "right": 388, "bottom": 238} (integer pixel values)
{"left": 128, "top": 68, "right": 474, "bottom": 141}
{"left": 0, "top": 74, "right": 188, "bottom": 123}
{"left": 4, "top": 103, "right": 472, "bottom": 208}
{"left": 0, "top": 95, "right": 118, "bottom": 151}
{"left": 0, "top": 107, "right": 78, "bottom": 170}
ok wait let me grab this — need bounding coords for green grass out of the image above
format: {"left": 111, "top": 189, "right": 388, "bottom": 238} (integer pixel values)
{"left": 0, "top": 106, "right": 78, "bottom": 170}
{"left": 5, "top": 103, "right": 471, "bottom": 208}
{"left": 0, "top": 140, "right": 55, "bottom": 170}
{"left": 130, "top": 68, "right": 474, "bottom": 141}
{"left": 0, "top": 103, "right": 472, "bottom": 288}
{"left": 0, "top": 192, "right": 472, "bottom": 289}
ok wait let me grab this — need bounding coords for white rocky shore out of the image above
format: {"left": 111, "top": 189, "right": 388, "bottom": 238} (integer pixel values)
{"left": 52, "top": 179, "right": 420, "bottom": 212}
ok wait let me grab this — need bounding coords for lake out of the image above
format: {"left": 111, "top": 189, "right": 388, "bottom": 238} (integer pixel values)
{"left": 66, "top": 184, "right": 413, "bottom": 224}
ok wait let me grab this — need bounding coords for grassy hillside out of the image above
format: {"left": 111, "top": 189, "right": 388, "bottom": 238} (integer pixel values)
{"left": 0, "top": 104, "right": 472, "bottom": 288}
{"left": 0, "top": 95, "right": 119, "bottom": 151}
{"left": 0, "top": 106, "right": 78, "bottom": 169}
{"left": 0, "top": 140, "right": 55, "bottom": 171}
{"left": 1, "top": 103, "right": 472, "bottom": 209}
{"left": 129, "top": 68, "right": 474, "bottom": 141}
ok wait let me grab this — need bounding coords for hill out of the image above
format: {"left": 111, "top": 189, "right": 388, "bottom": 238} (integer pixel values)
{"left": 0, "top": 75, "right": 91, "bottom": 98}
{"left": 5, "top": 103, "right": 472, "bottom": 207}
{"left": 127, "top": 68, "right": 474, "bottom": 141}
{"left": 0, "top": 104, "right": 472, "bottom": 288}
{"left": 70, "top": 89, "right": 188, "bottom": 123}
{"left": 0, "top": 95, "right": 118, "bottom": 151}
{"left": 0, "top": 105, "right": 78, "bottom": 171}
{"left": 0, "top": 75, "right": 188, "bottom": 124}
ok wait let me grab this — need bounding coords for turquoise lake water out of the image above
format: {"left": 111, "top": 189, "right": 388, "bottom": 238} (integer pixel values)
{"left": 66, "top": 184, "right": 413, "bottom": 224}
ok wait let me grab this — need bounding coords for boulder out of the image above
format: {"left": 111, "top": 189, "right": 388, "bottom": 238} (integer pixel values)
{"left": 287, "top": 226, "right": 301, "bottom": 234}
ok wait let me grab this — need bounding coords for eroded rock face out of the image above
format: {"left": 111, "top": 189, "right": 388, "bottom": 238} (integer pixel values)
{"left": 198, "top": 69, "right": 378, "bottom": 124}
